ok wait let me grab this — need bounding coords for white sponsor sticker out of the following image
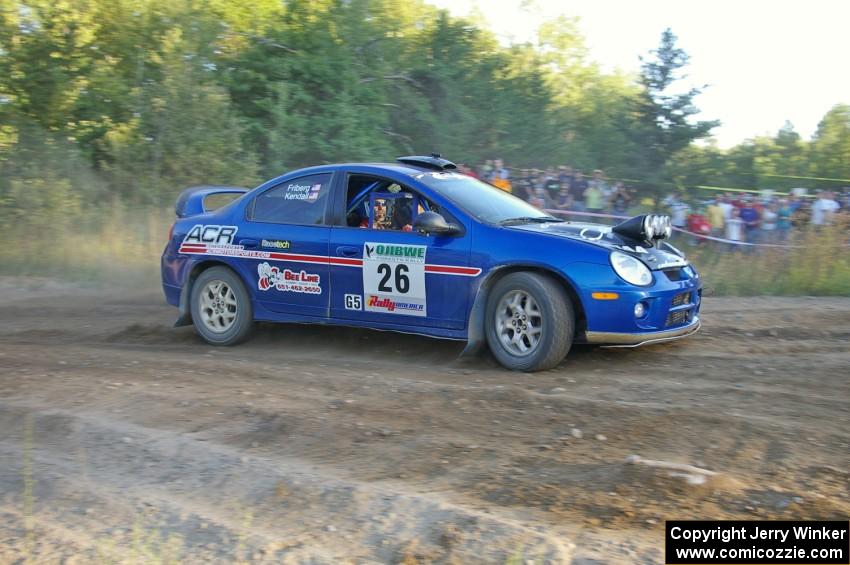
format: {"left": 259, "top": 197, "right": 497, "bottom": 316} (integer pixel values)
{"left": 362, "top": 242, "right": 427, "bottom": 317}
{"left": 283, "top": 182, "right": 323, "bottom": 201}
{"left": 344, "top": 294, "right": 362, "bottom": 310}
{"left": 257, "top": 262, "right": 322, "bottom": 294}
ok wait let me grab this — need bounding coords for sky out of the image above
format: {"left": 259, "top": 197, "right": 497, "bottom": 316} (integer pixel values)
{"left": 425, "top": 0, "right": 850, "bottom": 148}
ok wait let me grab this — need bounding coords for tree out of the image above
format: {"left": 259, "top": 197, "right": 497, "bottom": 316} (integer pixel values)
{"left": 1, "top": 0, "right": 847, "bottom": 222}
{"left": 629, "top": 28, "right": 719, "bottom": 193}
{"left": 810, "top": 104, "right": 850, "bottom": 183}
{"left": 98, "top": 28, "right": 259, "bottom": 204}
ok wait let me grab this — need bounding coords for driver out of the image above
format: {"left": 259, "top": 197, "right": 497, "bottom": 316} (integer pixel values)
{"left": 372, "top": 199, "right": 388, "bottom": 229}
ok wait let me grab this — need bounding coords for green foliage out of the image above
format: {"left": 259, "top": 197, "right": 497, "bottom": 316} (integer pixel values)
{"left": 810, "top": 104, "right": 850, "bottom": 181}
{"left": 0, "top": 1, "right": 848, "bottom": 294}
{"left": 98, "top": 27, "right": 259, "bottom": 204}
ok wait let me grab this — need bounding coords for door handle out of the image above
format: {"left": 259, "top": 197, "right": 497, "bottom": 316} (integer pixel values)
{"left": 240, "top": 238, "right": 259, "bottom": 248}
{"left": 336, "top": 245, "right": 360, "bottom": 258}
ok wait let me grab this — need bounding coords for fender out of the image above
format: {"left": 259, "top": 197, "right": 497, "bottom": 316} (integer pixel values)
{"left": 459, "top": 266, "right": 506, "bottom": 358}
{"left": 459, "top": 265, "right": 588, "bottom": 358}
{"left": 172, "top": 259, "right": 249, "bottom": 327}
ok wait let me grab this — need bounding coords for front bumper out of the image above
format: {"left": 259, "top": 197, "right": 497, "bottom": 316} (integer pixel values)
{"left": 567, "top": 260, "right": 702, "bottom": 343}
{"left": 586, "top": 317, "right": 701, "bottom": 346}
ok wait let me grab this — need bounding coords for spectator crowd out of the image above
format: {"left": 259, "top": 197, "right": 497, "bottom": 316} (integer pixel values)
{"left": 456, "top": 159, "right": 850, "bottom": 247}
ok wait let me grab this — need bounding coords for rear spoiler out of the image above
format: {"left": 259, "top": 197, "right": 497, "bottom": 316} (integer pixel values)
{"left": 174, "top": 185, "right": 249, "bottom": 218}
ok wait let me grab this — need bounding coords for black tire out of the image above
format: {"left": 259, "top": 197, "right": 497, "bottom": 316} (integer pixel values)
{"left": 190, "top": 266, "right": 253, "bottom": 346}
{"left": 484, "top": 272, "right": 574, "bottom": 371}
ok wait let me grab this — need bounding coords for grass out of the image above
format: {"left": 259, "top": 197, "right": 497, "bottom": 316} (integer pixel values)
{"left": 682, "top": 227, "right": 850, "bottom": 296}
{"left": 1, "top": 203, "right": 848, "bottom": 296}
{"left": 0, "top": 204, "right": 171, "bottom": 287}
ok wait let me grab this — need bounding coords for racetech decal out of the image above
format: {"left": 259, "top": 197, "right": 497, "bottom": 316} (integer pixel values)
{"left": 261, "top": 239, "right": 291, "bottom": 250}
{"left": 177, "top": 241, "right": 482, "bottom": 277}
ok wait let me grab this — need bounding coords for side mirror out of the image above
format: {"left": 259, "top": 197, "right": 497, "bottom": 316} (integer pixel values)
{"left": 413, "top": 211, "right": 461, "bottom": 236}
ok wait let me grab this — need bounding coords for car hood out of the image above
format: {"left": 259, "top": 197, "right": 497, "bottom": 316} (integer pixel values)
{"left": 509, "top": 221, "right": 690, "bottom": 270}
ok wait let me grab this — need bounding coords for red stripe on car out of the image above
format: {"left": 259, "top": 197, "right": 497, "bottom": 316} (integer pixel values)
{"left": 424, "top": 265, "right": 482, "bottom": 276}
{"left": 178, "top": 247, "right": 478, "bottom": 276}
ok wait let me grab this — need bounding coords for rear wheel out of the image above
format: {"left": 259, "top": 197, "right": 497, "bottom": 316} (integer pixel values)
{"left": 485, "top": 272, "right": 574, "bottom": 371}
{"left": 190, "top": 266, "right": 253, "bottom": 346}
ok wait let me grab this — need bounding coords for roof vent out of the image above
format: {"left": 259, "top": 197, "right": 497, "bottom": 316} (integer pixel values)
{"left": 396, "top": 154, "right": 457, "bottom": 171}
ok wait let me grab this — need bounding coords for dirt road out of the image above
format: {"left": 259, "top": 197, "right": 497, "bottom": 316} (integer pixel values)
{"left": 1, "top": 279, "right": 848, "bottom": 564}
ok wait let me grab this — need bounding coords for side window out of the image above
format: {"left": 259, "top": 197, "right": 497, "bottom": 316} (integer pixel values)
{"left": 250, "top": 173, "right": 332, "bottom": 225}
{"left": 345, "top": 174, "right": 455, "bottom": 232}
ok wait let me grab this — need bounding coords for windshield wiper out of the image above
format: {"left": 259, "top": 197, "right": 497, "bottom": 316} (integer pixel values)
{"left": 498, "top": 216, "right": 564, "bottom": 225}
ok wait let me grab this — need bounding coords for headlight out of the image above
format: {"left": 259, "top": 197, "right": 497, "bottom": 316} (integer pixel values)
{"left": 610, "top": 251, "right": 653, "bottom": 286}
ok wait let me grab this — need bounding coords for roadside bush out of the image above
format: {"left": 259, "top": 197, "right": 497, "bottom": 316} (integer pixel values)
{"left": 685, "top": 227, "right": 850, "bottom": 296}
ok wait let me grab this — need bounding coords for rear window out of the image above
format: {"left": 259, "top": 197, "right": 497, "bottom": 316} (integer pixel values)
{"left": 250, "top": 173, "right": 332, "bottom": 225}
{"left": 203, "top": 192, "right": 242, "bottom": 212}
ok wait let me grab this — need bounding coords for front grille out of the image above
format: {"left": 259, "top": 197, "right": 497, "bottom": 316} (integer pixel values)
{"left": 671, "top": 291, "right": 692, "bottom": 307}
{"left": 665, "top": 309, "right": 691, "bottom": 328}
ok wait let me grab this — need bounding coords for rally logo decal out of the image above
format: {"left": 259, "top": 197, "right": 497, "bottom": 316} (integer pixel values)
{"left": 257, "top": 262, "right": 321, "bottom": 294}
{"left": 365, "top": 295, "right": 425, "bottom": 315}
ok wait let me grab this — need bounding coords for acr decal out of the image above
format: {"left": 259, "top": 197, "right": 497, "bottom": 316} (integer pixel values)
{"left": 257, "top": 262, "right": 321, "bottom": 294}
{"left": 177, "top": 242, "right": 481, "bottom": 276}
{"left": 261, "top": 239, "right": 291, "bottom": 250}
{"left": 362, "top": 242, "right": 427, "bottom": 317}
{"left": 182, "top": 224, "right": 238, "bottom": 245}
{"left": 344, "top": 294, "right": 363, "bottom": 310}
{"left": 284, "top": 182, "right": 323, "bottom": 202}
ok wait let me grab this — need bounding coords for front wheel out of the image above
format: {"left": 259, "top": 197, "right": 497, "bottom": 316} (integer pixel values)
{"left": 190, "top": 266, "right": 253, "bottom": 346}
{"left": 485, "top": 272, "right": 574, "bottom": 371}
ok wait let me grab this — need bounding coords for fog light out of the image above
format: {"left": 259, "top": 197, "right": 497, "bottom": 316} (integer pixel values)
{"left": 634, "top": 302, "right": 647, "bottom": 318}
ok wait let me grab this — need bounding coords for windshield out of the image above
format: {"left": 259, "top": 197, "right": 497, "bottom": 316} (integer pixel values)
{"left": 413, "top": 172, "right": 554, "bottom": 224}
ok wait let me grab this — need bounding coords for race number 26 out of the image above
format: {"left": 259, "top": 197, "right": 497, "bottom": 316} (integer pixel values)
{"left": 376, "top": 263, "right": 410, "bottom": 294}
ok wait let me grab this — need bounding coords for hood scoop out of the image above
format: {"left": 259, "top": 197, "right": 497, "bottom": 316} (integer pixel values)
{"left": 612, "top": 214, "right": 672, "bottom": 246}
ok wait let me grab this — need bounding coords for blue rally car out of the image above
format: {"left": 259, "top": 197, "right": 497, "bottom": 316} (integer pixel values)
{"left": 161, "top": 155, "right": 701, "bottom": 371}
